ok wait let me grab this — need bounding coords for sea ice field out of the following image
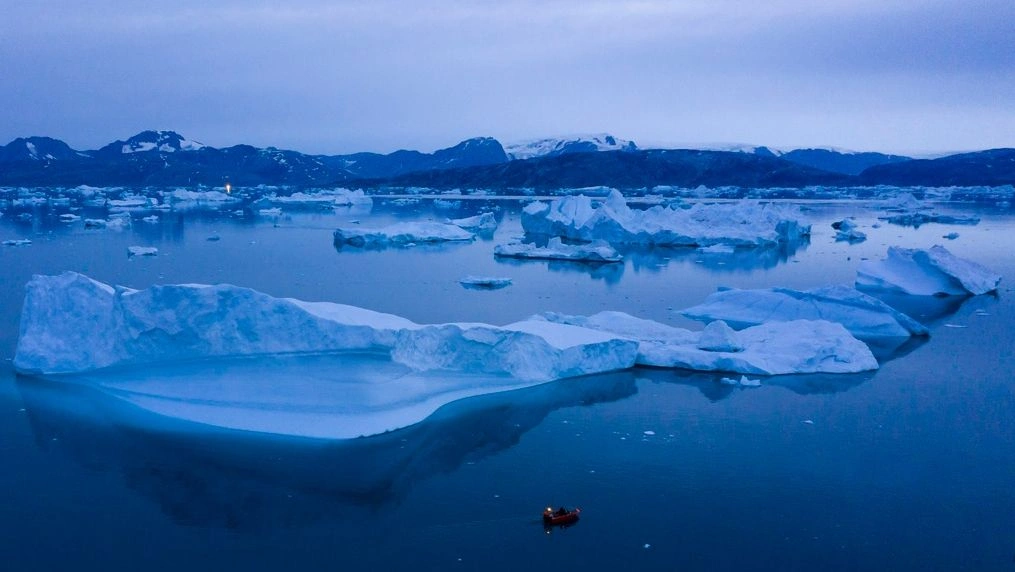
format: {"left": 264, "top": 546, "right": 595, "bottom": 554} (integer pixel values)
{"left": 1, "top": 187, "right": 1013, "bottom": 571}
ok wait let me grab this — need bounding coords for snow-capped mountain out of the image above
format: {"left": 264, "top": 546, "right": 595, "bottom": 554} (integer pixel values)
{"left": 0, "top": 136, "right": 85, "bottom": 162}
{"left": 98, "top": 130, "right": 206, "bottom": 155}
{"left": 504, "top": 134, "right": 637, "bottom": 161}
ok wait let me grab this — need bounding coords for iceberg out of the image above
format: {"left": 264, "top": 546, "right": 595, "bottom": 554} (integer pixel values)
{"left": 258, "top": 189, "right": 372, "bottom": 209}
{"left": 832, "top": 219, "right": 866, "bottom": 242}
{"left": 459, "top": 276, "right": 512, "bottom": 289}
{"left": 538, "top": 311, "right": 878, "bottom": 375}
{"left": 13, "top": 272, "right": 637, "bottom": 383}
{"left": 334, "top": 222, "right": 475, "bottom": 248}
{"left": 494, "top": 238, "right": 622, "bottom": 263}
{"left": 856, "top": 245, "right": 1001, "bottom": 296}
{"left": 3, "top": 239, "right": 31, "bottom": 246}
{"left": 127, "top": 246, "right": 158, "bottom": 257}
{"left": 448, "top": 212, "right": 498, "bottom": 233}
{"left": 521, "top": 190, "right": 810, "bottom": 247}
{"left": 681, "top": 285, "right": 928, "bottom": 339}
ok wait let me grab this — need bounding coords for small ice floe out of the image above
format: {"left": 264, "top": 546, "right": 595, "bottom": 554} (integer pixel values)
{"left": 127, "top": 246, "right": 158, "bottom": 257}
{"left": 643, "top": 430, "right": 656, "bottom": 436}
{"left": 832, "top": 219, "right": 866, "bottom": 243}
{"left": 494, "top": 238, "right": 622, "bottom": 263}
{"left": 449, "top": 212, "right": 498, "bottom": 233}
{"left": 974, "top": 310, "right": 990, "bottom": 316}
{"left": 943, "top": 232, "right": 959, "bottom": 240}
{"left": 943, "top": 323, "right": 967, "bottom": 328}
{"left": 643, "top": 544, "right": 651, "bottom": 549}
{"left": 857, "top": 245, "right": 1001, "bottom": 296}
{"left": 802, "top": 419, "right": 814, "bottom": 425}
{"left": 720, "top": 375, "right": 761, "bottom": 387}
{"left": 459, "top": 276, "right": 512, "bottom": 289}
{"left": 59, "top": 213, "right": 81, "bottom": 223}
{"left": 258, "top": 207, "right": 283, "bottom": 216}
{"left": 206, "top": 235, "right": 221, "bottom": 241}
{"left": 2, "top": 239, "right": 31, "bottom": 246}
{"left": 142, "top": 215, "right": 160, "bottom": 224}
{"left": 84, "top": 218, "right": 107, "bottom": 228}
{"left": 697, "top": 244, "right": 736, "bottom": 254}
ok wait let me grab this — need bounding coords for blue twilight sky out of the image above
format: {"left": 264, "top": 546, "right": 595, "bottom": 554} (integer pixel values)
{"left": 2, "top": 0, "right": 1013, "bottom": 155}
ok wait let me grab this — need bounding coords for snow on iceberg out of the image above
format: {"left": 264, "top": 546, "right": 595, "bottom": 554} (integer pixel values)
{"left": 494, "top": 238, "right": 622, "bottom": 263}
{"left": 681, "top": 285, "right": 928, "bottom": 340}
{"left": 856, "top": 245, "right": 1001, "bottom": 296}
{"left": 521, "top": 190, "right": 810, "bottom": 247}
{"left": 13, "top": 272, "right": 637, "bottom": 383}
{"left": 334, "top": 222, "right": 475, "bottom": 248}
{"left": 538, "top": 311, "right": 878, "bottom": 375}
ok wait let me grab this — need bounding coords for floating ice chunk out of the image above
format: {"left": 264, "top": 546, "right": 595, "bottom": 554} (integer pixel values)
{"left": 142, "top": 215, "right": 160, "bottom": 223}
{"left": 720, "top": 375, "right": 761, "bottom": 387}
{"left": 681, "top": 285, "right": 928, "bottom": 339}
{"left": 127, "top": 246, "right": 158, "bottom": 257}
{"left": 449, "top": 212, "right": 498, "bottom": 232}
{"left": 943, "top": 232, "right": 959, "bottom": 240}
{"left": 696, "top": 320, "right": 744, "bottom": 352}
{"left": 521, "top": 190, "right": 810, "bottom": 247}
{"left": 494, "top": 238, "right": 622, "bottom": 263}
{"left": 13, "top": 273, "right": 636, "bottom": 383}
{"left": 459, "top": 276, "right": 512, "bottom": 289}
{"left": 3, "top": 239, "right": 31, "bottom": 246}
{"left": 334, "top": 222, "right": 475, "bottom": 248}
{"left": 539, "top": 311, "right": 878, "bottom": 375}
{"left": 881, "top": 212, "right": 980, "bottom": 227}
{"left": 856, "top": 245, "right": 1000, "bottom": 296}
{"left": 59, "top": 213, "right": 81, "bottom": 223}
{"left": 258, "top": 207, "right": 283, "bottom": 216}
{"left": 832, "top": 219, "right": 866, "bottom": 242}
{"left": 258, "top": 189, "right": 371, "bottom": 209}
{"left": 84, "top": 218, "right": 107, "bottom": 228}
{"left": 169, "top": 189, "right": 237, "bottom": 204}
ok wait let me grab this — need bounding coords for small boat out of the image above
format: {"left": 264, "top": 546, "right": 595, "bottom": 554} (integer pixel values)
{"left": 543, "top": 506, "right": 581, "bottom": 526}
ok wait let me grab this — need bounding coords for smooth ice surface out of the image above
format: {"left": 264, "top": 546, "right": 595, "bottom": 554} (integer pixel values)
{"left": 538, "top": 311, "right": 878, "bottom": 375}
{"left": 521, "top": 190, "right": 810, "bottom": 247}
{"left": 856, "top": 245, "right": 1001, "bottom": 296}
{"left": 681, "top": 285, "right": 929, "bottom": 339}
{"left": 334, "top": 222, "right": 475, "bottom": 247}
{"left": 494, "top": 237, "right": 622, "bottom": 263}
{"left": 14, "top": 273, "right": 637, "bottom": 383}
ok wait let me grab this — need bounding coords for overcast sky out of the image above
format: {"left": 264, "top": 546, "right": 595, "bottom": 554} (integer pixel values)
{"left": 2, "top": 0, "right": 1013, "bottom": 155}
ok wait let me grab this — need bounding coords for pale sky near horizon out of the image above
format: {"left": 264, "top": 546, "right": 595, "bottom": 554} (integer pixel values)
{"left": 2, "top": 0, "right": 1013, "bottom": 155}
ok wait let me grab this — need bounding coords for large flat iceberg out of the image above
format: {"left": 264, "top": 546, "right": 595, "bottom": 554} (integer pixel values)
{"left": 856, "top": 245, "right": 1001, "bottom": 296}
{"left": 13, "top": 272, "right": 637, "bottom": 381}
{"left": 538, "top": 311, "right": 878, "bottom": 375}
{"left": 494, "top": 238, "right": 623, "bottom": 263}
{"left": 521, "top": 190, "right": 810, "bottom": 247}
{"left": 334, "top": 222, "right": 475, "bottom": 248}
{"left": 680, "top": 285, "right": 929, "bottom": 340}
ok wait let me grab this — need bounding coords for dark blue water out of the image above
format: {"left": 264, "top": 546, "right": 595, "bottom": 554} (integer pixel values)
{"left": 1, "top": 196, "right": 1013, "bottom": 570}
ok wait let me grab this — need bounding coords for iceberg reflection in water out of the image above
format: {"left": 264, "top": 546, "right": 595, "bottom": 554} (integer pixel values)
{"left": 15, "top": 368, "right": 638, "bottom": 527}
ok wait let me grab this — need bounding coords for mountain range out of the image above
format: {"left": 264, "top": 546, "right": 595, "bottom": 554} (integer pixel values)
{"left": 0, "top": 130, "right": 1011, "bottom": 189}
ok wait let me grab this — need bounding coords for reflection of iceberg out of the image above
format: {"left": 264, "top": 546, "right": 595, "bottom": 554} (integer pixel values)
{"left": 522, "top": 191, "right": 810, "bottom": 247}
{"left": 622, "top": 238, "right": 808, "bottom": 274}
{"left": 635, "top": 368, "right": 875, "bottom": 403}
{"left": 15, "top": 371, "right": 638, "bottom": 524}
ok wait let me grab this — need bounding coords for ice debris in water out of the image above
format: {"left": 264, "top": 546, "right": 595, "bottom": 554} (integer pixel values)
{"left": 681, "top": 285, "right": 928, "bottom": 340}
{"left": 521, "top": 190, "right": 810, "bottom": 247}
{"left": 334, "top": 222, "right": 475, "bottom": 248}
{"left": 494, "top": 238, "right": 622, "bottom": 263}
{"left": 127, "top": 246, "right": 158, "bottom": 257}
{"left": 720, "top": 375, "right": 761, "bottom": 387}
{"left": 856, "top": 245, "right": 1000, "bottom": 296}
{"left": 448, "top": 212, "right": 498, "bottom": 232}
{"left": 3, "top": 239, "right": 32, "bottom": 246}
{"left": 832, "top": 218, "right": 866, "bottom": 243}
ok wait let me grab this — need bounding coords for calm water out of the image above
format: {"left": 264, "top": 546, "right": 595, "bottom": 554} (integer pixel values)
{"left": 1, "top": 196, "right": 1013, "bottom": 571}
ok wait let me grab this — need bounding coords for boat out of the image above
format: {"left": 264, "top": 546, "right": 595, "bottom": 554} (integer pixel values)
{"left": 542, "top": 506, "right": 581, "bottom": 526}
